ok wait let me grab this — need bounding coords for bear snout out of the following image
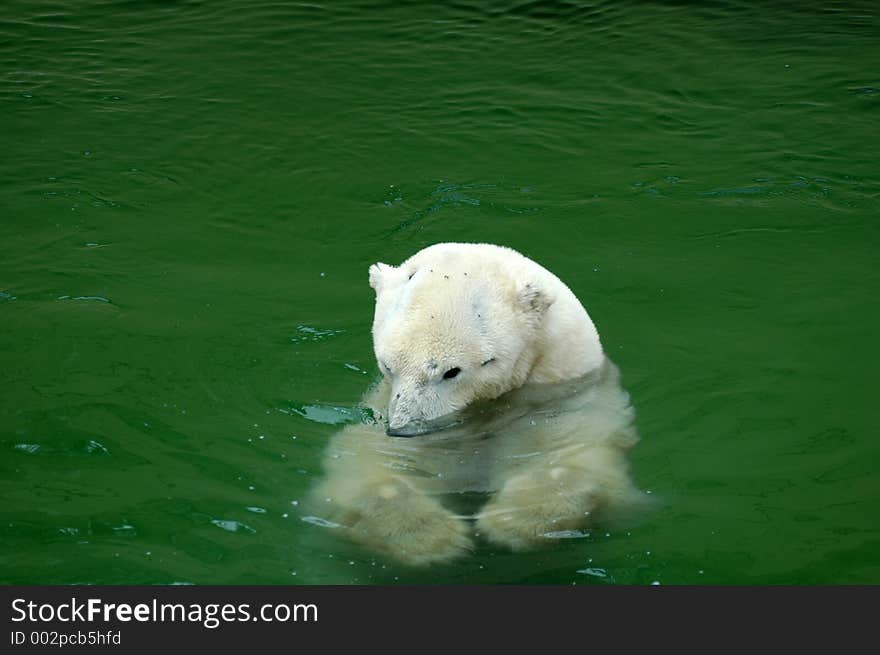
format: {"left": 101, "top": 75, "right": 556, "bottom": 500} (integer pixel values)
{"left": 386, "top": 406, "right": 429, "bottom": 437}
{"left": 385, "top": 424, "right": 421, "bottom": 438}
{"left": 386, "top": 399, "right": 464, "bottom": 438}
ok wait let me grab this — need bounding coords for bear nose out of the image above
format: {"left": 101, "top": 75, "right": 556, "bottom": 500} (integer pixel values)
{"left": 386, "top": 418, "right": 435, "bottom": 437}
{"left": 385, "top": 425, "right": 417, "bottom": 438}
{"left": 386, "top": 405, "right": 421, "bottom": 436}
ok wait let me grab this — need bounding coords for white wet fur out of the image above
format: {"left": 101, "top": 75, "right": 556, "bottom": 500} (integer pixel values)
{"left": 307, "top": 243, "right": 649, "bottom": 565}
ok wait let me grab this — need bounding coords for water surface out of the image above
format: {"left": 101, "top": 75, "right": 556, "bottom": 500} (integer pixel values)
{"left": 1, "top": 0, "right": 878, "bottom": 584}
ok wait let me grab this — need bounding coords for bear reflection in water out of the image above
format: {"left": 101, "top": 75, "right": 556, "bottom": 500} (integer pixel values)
{"left": 308, "top": 357, "right": 649, "bottom": 566}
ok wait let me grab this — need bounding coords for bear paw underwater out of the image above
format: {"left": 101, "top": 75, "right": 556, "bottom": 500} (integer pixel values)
{"left": 305, "top": 243, "right": 649, "bottom": 566}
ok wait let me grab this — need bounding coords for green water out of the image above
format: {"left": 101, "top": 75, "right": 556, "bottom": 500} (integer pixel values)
{"left": 2, "top": 0, "right": 878, "bottom": 585}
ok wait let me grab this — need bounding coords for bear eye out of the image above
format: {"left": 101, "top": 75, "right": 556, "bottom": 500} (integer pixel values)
{"left": 443, "top": 367, "right": 461, "bottom": 380}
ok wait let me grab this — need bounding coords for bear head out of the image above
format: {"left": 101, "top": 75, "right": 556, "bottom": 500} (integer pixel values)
{"left": 368, "top": 247, "right": 553, "bottom": 436}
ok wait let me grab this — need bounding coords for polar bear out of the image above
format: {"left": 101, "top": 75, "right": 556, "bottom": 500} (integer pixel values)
{"left": 306, "top": 243, "right": 647, "bottom": 565}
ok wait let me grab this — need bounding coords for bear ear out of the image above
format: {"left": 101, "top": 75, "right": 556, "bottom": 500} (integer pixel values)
{"left": 368, "top": 262, "right": 393, "bottom": 293}
{"left": 515, "top": 282, "right": 554, "bottom": 324}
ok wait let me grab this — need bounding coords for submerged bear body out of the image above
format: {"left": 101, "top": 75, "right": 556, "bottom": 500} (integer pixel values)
{"left": 306, "top": 243, "right": 647, "bottom": 564}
